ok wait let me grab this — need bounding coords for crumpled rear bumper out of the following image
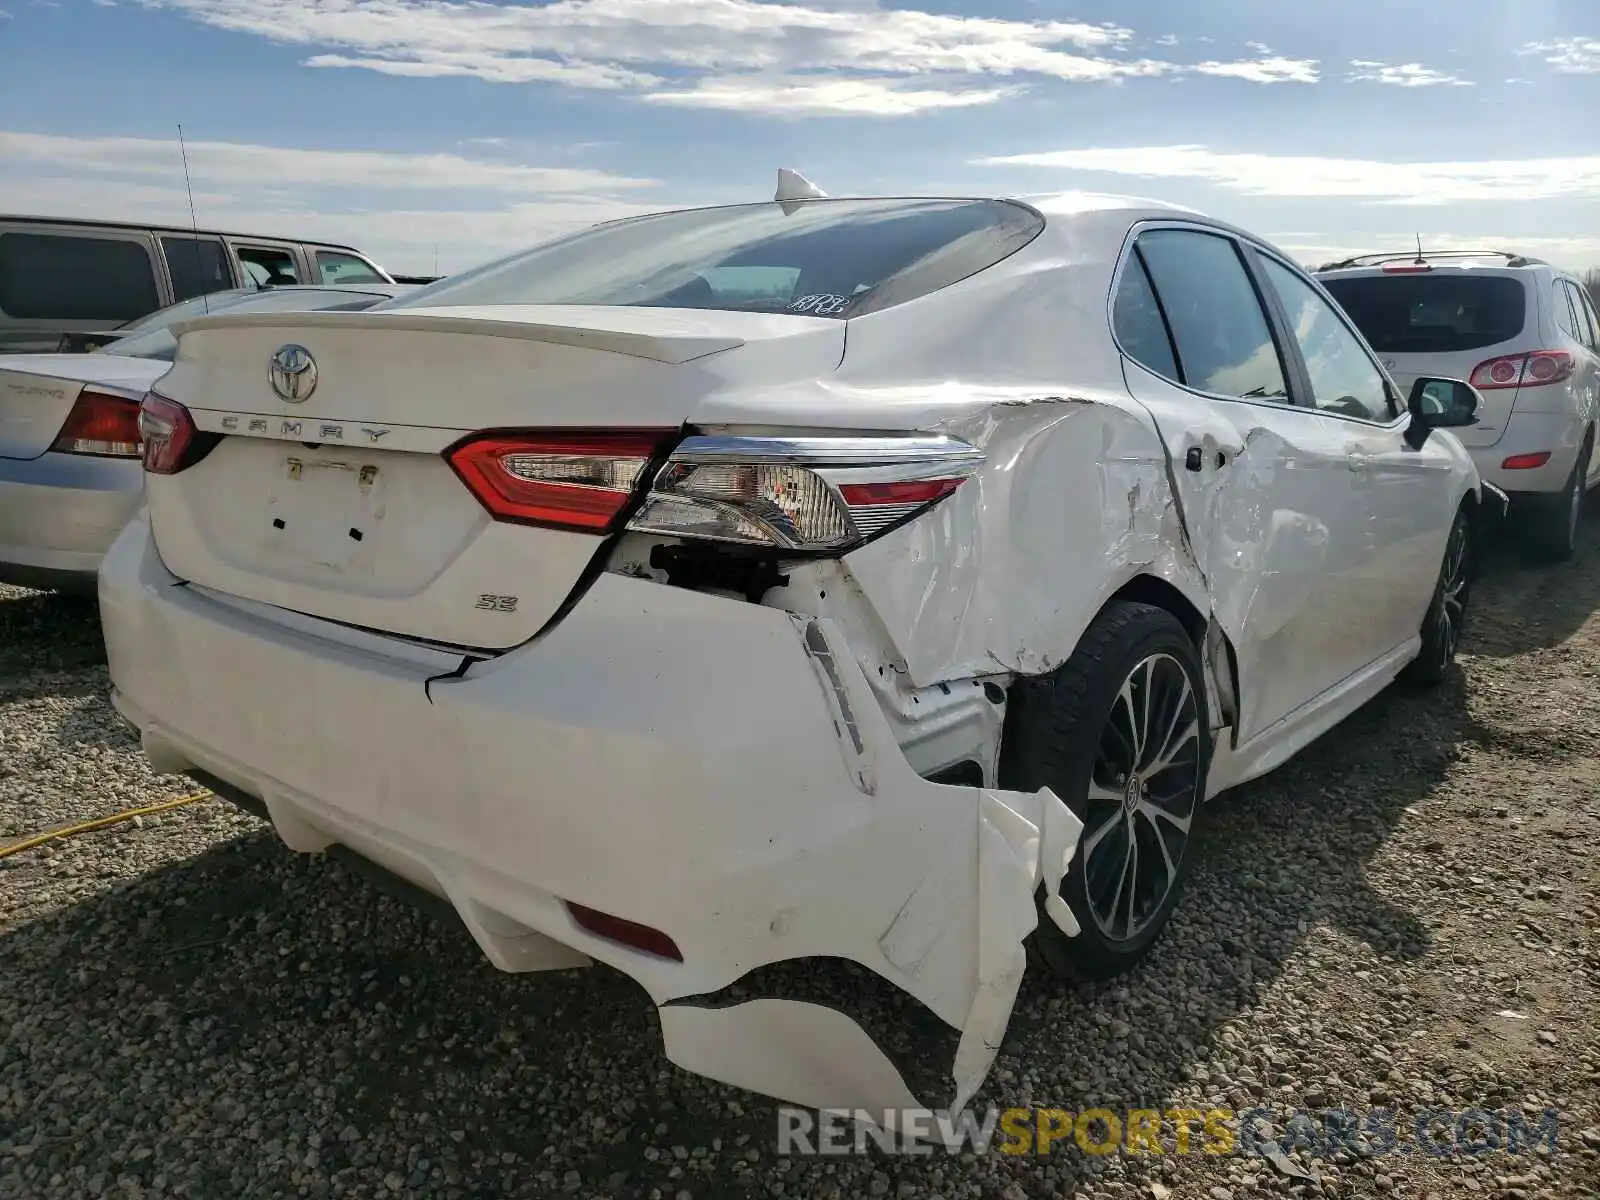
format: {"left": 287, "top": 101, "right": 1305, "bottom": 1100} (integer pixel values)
{"left": 100, "top": 513, "right": 1082, "bottom": 1116}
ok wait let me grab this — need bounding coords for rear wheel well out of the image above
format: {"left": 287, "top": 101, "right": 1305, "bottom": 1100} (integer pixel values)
{"left": 1105, "top": 574, "right": 1237, "bottom": 732}
{"left": 1109, "top": 575, "right": 1205, "bottom": 646}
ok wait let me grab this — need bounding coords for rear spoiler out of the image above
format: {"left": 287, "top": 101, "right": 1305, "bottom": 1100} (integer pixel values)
{"left": 167, "top": 307, "right": 749, "bottom": 366}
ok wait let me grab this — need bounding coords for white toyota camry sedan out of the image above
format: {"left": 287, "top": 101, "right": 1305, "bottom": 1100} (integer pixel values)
{"left": 102, "top": 184, "right": 1487, "bottom": 1120}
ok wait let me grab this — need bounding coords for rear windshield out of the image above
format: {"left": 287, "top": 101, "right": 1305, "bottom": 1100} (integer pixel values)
{"left": 1319, "top": 273, "right": 1527, "bottom": 354}
{"left": 381, "top": 198, "right": 1045, "bottom": 319}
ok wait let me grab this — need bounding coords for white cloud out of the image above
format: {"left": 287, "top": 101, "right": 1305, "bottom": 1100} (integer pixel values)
{"left": 642, "top": 75, "right": 1021, "bottom": 116}
{"left": 1347, "top": 59, "right": 1472, "bottom": 87}
{"left": 130, "top": 0, "right": 1323, "bottom": 114}
{"left": 1520, "top": 37, "right": 1600, "bottom": 74}
{"left": 0, "top": 130, "right": 658, "bottom": 194}
{"left": 978, "top": 145, "right": 1600, "bottom": 205}
{"left": 1192, "top": 54, "right": 1318, "bottom": 84}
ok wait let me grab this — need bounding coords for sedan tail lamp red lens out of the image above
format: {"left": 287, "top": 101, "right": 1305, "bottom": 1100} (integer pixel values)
{"left": 137, "top": 392, "right": 201, "bottom": 475}
{"left": 445, "top": 429, "right": 678, "bottom": 533}
{"left": 1469, "top": 351, "right": 1575, "bottom": 391}
{"left": 51, "top": 389, "right": 142, "bottom": 458}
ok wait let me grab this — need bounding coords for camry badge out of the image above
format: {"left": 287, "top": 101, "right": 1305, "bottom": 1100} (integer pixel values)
{"left": 269, "top": 344, "right": 318, "bottom": 403}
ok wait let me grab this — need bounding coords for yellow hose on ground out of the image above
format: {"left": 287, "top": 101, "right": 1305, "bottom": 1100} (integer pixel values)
{"left": 0, "top": 791, "right": 213, "bottom": 860}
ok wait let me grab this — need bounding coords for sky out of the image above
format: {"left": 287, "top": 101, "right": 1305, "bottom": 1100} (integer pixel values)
{"left": 2, "top": 0, "right": 1598, "bottom": 277}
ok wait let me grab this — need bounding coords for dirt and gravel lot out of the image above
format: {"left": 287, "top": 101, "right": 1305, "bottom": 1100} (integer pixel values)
{"left": 2, "top": 525, "right": 1598, "bottom": 1200}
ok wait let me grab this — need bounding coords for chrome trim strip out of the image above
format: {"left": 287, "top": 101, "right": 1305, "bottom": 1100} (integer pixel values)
{"left": 667, "top": 434, "right": 985, "bottom": 469}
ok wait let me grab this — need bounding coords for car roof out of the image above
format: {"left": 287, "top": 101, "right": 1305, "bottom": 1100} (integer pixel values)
{"left": 0, "top": 212, "right": 370, "bottom": 254}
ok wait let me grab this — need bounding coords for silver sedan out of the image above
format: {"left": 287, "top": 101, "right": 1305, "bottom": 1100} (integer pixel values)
{"left": 0, "top": 283, "right": 412, "bottom": 591}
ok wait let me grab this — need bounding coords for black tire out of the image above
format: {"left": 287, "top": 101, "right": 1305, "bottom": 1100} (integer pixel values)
{"left": 1403, "top": 503, "right": 1474, "bottom": 686}
{"left": 1523, "top": 444, "right": 1589, "bottom": 564}
{"left": 999, "top": 601, "right": 1210, "bottom": 983}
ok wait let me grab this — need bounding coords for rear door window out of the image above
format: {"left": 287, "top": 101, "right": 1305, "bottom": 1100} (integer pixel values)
{"left": 162, "top": 236, "right": 234, "bottom": 301}
{"left": 1111, "top": 251, "right": 1180, "bottom": 381}
{"left": 1577, "top": 287, "right": 1600, "bottom": 353}
{"left": 1131, "top": 228, "right": 1290, "bottom": 401}
{"left": 1562, "top": 281, "right": 1598, "bottom": 351}
{"left": 0, "top": 231, "right": 161, "bottom": 321}
{"left": 1319, "top": 273, "right": 1527, "bottom": 353}
{"left": 236, "top": 245, "right": 303, "bottom": 287}
{"left": 315, "top": 250, "right": 387, "bottom": 285}
{"left": 1552, "top": 281, "right": 1580, "bottom": 340}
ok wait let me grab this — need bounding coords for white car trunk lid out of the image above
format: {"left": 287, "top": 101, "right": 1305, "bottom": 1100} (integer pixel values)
{"left": 144, "top": 306, "right": 845, "bottom": 649}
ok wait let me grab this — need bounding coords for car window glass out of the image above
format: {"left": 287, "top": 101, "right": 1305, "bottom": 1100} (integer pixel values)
{"left": 1552, "top": 282, "right": 1579, "bottom": 339}
{"left": 385, "top": 198, "right": 1044, "bottom": 320}
{"left": 0, "top": 232, "right": 161, "bottom": 321}
{"left": 161, "top": 236, "right": 233, "bottom": 301}
{"left": 237, "top": 246, "right": 301, "bottom": 287}
{"left": 1134, "top": 229, "right": 1289, "bottom": 401}
{"left": 1564, "top": 282, "right": 1598, "bottom": 351}
{"left": 1320, "top": 273, "right": 1527, "bottom": 353}
{"left": 1260, "top": 255, "right": 1394, "bottom": 421}
{"left": 1580, "top": 288, "right": 1600, "bottom": 352}
{"left": 316, "top": 251, "right": 387, "bottom": 285}
{"left": 1112, "top": 251, "right": 1179, "bottom": 381}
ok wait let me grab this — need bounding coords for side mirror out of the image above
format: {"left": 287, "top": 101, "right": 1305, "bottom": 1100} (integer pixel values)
{"left": 1404, "top": 377, "right": 1480, "bottom": 450}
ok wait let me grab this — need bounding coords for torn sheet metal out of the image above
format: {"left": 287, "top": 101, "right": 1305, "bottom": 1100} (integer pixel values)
{"left": 788, "top": 397, "right": 1210, "bottom": 689}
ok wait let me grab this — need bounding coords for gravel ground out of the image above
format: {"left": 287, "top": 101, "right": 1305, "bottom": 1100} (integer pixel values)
{"left": 2, "top": 523, "right": 1598, "bottom": 1200}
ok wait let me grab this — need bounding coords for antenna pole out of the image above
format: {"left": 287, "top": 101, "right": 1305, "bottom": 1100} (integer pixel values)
{"left": 1415, "top": 233, "right": 1424, "bottom": 264}
{"left": 177, "top": 123, "right": 210, "bottom": 315}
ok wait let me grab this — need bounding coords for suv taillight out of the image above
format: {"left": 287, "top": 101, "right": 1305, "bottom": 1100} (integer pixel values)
{"left": 445, "top": 429, "right": 679, "bottom": 533}
{"left": 51, "top": 390, "right": 142, "bottom": 458}
{"left": 137, "top": 392, "right": 202, "bottom": 475}
{"left": 1469, "top": 351, "right": 1575, "bottom": 391}
{"left": 627, "top": 434, "right": 984, "bottom": 552}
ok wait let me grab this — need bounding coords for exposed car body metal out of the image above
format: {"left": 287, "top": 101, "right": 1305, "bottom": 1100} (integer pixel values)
{"left": 101, "top": 191, "right": 1483, "bottom": 1124}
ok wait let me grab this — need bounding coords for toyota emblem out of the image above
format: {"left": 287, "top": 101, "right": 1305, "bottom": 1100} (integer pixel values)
{"left": 269, "top": 344, "right": 318, "bottom": 403}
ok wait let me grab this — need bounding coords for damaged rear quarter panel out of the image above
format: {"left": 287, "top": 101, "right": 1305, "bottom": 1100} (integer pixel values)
{"left": 836, "top": 395, "right": 1210, "bottom": 689}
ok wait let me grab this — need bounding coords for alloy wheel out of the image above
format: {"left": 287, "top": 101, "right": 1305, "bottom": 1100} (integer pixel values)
{"left": 1080, "top": 653, "right": 1203, "bottom": 942}
{"left": 1439, "top": 517, "right": 1470, "bottom": 661}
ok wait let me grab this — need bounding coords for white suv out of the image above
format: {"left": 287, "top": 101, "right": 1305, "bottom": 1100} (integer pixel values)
{"left": 1316, "top": 251, "right": 1600, "bottom": 562}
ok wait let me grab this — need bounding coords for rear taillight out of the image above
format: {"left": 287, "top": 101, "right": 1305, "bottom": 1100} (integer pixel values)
{"left": 445, "top": 429, "right": 678, "bottom": 533}
{"left": 50, "top": 390, "right": 142, "bottom": 458}
{"left": 137, "top": 392, "right": 201, "bottom": 475}
{"left": 626, "top": 434, "right": 984, "bottom": 552}
{"left": 1469, "top": 351, "right": 1575, "bottom": 391}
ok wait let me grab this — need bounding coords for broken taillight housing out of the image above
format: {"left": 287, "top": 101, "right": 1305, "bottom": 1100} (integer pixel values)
{"left": 626, "top": 434, "right": 984, "bottom": 552}
{"left": 446, "top": 429, "right": 678, "bottom": 533}
{"left": 137, "top": 392, "right": 203, "bottom": 475}
{"left": 51, "top": 389, "right": 143, "bottom": 458}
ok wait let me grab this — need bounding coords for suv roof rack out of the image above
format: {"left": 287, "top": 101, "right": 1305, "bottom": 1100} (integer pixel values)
{"left": 1315, "top": 249, "right": 1547, "bottom": 272}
